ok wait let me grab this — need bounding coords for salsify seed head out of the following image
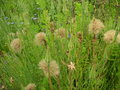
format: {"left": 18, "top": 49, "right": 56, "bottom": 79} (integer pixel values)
{"left": 103, "top": 30, "right": 116, "bottom": 43}
{"left": 49, "top": 60, "right": 60, "bottom": 76}
{"left": 54, "top": 28, "right": 66, "bottom": 38}
{"left": 35, "top": 32, "right": 46, "bottom": 45}
{"left": 88, "top": 18, "right": 104, "bottom": 35}
{"left": 10, "top": 38, "right": 22, "bottom": 53}
{"left": 38, "top": 60, "right": 48, "bottom": 77}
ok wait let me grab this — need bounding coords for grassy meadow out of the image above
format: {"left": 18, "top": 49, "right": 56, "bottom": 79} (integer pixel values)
{"left": 0, "top": 0, "right": 120, "bottom": 90}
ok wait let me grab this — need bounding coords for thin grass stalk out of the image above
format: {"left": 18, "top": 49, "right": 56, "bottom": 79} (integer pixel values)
{"left": 56, "top": 75, "right": 61, "bottom": 90}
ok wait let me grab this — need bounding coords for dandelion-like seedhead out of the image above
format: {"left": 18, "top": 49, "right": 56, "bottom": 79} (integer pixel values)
{"left": 38, "top": 60, "right": 48, "bottom": 77}
{"left": 49, "top": 60, "right": 60, "bottom": 76}
{"left": 88, "top": 18, "right": 104, "bottom": 35}
{"left": 38, "top": 60, "right": 60, "bottom": 77}
{"left": 116, "top": 33, "right": 120, "bottom": 43}
{"left": 35, "top": 32, "right": 46, "bottom": 45}
{"left": 25, "top": 83, "right": 36, "bottom": 90}
{"left": 54, "top": 28, "right": 66, "bottom": 38}
{"left": 103, "top": 30, "right": 116, "bottom": 43}
{"left": 10, "top": 38, "right": 22, "bottom": 53}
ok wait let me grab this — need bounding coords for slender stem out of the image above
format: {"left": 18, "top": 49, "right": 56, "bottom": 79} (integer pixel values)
{"left": 69, "top": 71, "right": 72, "bottom": 90}
{"left": 56, "top": 75, "right": 61, "bottom": 90}
{"left": 48, "top": 75, "right": 54, "bottom": 90}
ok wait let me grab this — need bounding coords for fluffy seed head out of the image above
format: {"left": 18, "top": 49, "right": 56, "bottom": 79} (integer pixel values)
{"left": 25, "top": 83, "right": 36, "bottom": 90}
{"left": 103, "top": 30, "right": 116, "bottom": 43}
{"left": 88, "top": 18, "right": 104, "bottom": 34}
{"left": 55, "top": 28, "right": 66, "bottom": 38}
{"left": 35, "top": 32, "right": 46, "bottom": 45}
{"left": 10, "top": 38, "right": 22, "bottom": 53}
{"left": 49, "top": 60, "right": 60, "bottom": 76}
{"left": 38, "top": 60, "right": 48, "bottom": 76}
{"left": 116, "top": 33, "right": 120, "bottom": 43}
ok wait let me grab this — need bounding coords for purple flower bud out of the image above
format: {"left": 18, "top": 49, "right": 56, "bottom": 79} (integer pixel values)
{"left": 68, "top": 34, "right": 71, "bottom": 38}
{"left": 37, "top": 8, "right": 41, "bottom": 10}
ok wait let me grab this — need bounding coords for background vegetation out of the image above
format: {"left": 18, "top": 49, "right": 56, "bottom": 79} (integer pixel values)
{"left": 0, "top": 0, "right": 120, "bottom": 90}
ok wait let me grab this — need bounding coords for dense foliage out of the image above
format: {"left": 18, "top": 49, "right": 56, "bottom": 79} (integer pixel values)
{"left": 0, "top": 0, "right": 120, "bottom": 90}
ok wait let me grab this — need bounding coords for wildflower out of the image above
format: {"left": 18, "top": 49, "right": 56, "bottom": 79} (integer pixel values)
{"left": 37, "top": 8, "right": 41, "bottom": 10}
{"left": 68, "top": 34, "right": 71, "bottom": 38}
{"left": 88, "top": 18, "right": 104, "bottom": 35}
{"left": 25, "top": 83, "right": 36, "bottom": 90}
{"left": 54, "top": 28, "right": 66, "bottom": 38}
{"left": 34, "top": 14, "right": 37, "bottom": 16}
{"left": 67, "top": 62, "right": 75, "bottom": 70}
{"left": 38, "top": 60, "right": 48, "bottom": 76}
{"left": 10, "top": 38, "right": 22, "bottom": 53}
{"left": 10, "top": 77, "right": 14, "bottom": 84}
{"left": 32, "top": 17, "right": 38, "bottom": 20}
{"left": 49, "top": 61, "right": 60, "bottom": 76}
{"left": 35, "top": 32, "right": 46, "bottom": 45}
{"left": 116, "top": 33, "right": 120, "bottom": 43}
{"left": 103, "top": 30, "right": 116, "bottom": 43}
{"left": 4, "top": 17, "right": 8, "bottom": 20}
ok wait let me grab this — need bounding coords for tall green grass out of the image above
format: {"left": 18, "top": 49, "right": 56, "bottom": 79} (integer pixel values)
{"left": 0, "top": 0, "right": 120, "bottom": 90}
